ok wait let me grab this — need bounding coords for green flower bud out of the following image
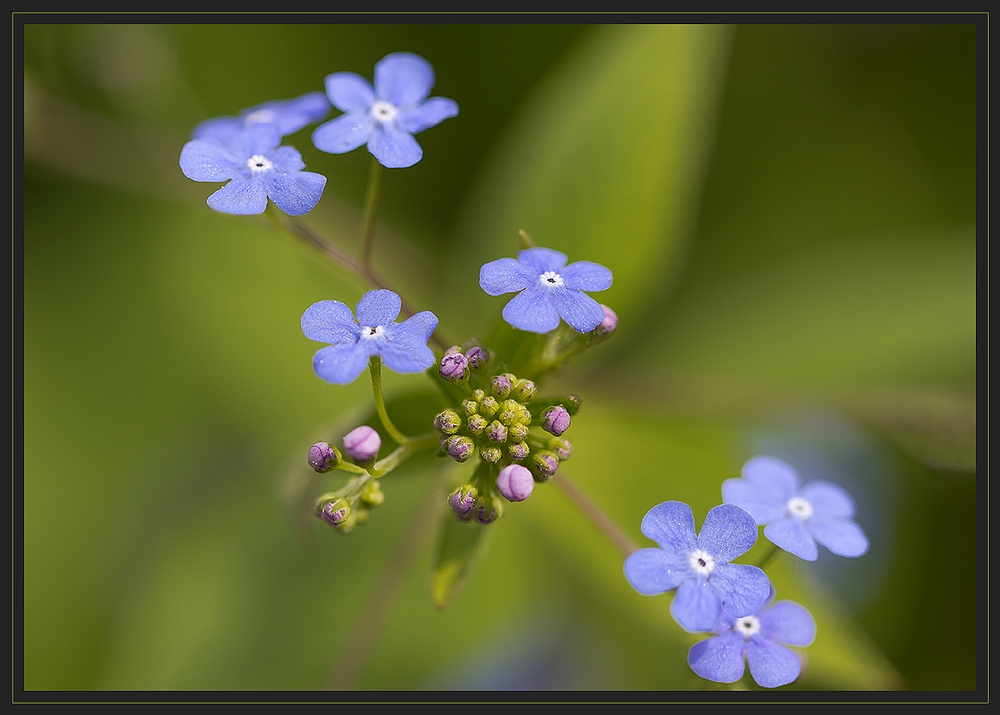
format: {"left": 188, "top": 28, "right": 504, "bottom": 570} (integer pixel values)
{"left": 508, "top": 423, "right": 529, "bottom": 442}
{"left": 529, "top": 449, "right": 560, "bottom": 481}
{"left": 512, "top": 378, "right": 537, "bottom": 402}
{"left": 467, "top": 413, "right": 488, "bottom": 434}
{"left": 361, "top": 480, "right": 385, "bottom": 508}
{"left": 486, "top": 419, "right": 508, "bottom": 444}
{"left": 434, "top": 409, "right": 462, "bottom": 435}
{"left": 472, "top": 388, "right": 486, "bottom": 402}
{"left": 490, "top": 374, "right": 513, "bottom": 400}
{"left": 479, "top": 395, "right": 500, "bottom": 419}
{"left": 318, "top": 498, "right": 351, "bottom": 528}
{"left": 462, "top": 399, "right": 479, "bottom": 417}
{"left": 479, "top": 445, "right": 503, "bottom": 463}
{"left": 507, "top": 440, "right": 530, "bottom": 461}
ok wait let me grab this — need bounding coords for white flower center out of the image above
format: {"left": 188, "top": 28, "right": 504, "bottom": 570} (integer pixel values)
{"left": 689, "top": 549, "right": 715, "bottom": 577}
{"left": 244, "top": 108, "right": 277, "bottom": 126}
{"left": 787, "top": 496, "right": 813, "bottom": 519}
{"left": 734, "top": 615, "right": 761, "bottom": 639}
{"left": 539, "top": 271, "right": 564, "bottom": 288}
{"left": 370, "top": 101, "right": 398, "bottom": 124}
{"left": 247, "top": 154, "right": 273, "bottom": 174}
{"left": 360, "top": 325, "right": 385, "bottom": 340}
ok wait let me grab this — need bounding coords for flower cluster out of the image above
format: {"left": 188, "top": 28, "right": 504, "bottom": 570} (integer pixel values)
{"left": 624, "top": 455, "right": 868, "bottom": 688}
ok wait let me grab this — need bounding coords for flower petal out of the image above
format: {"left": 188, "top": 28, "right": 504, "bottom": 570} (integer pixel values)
{"left": 242, "top": 91, "right": 332, "bottom": 135}
{"left": 561, "top": 260, "right": 613, "bottom": 292}
{"left": 379, "top": 310, "right": 439, "bottom": 374}
{"left": 479, "top": 257, "right": 534, "bottom": 295}
{"left": 179, "top": 138, "right": 241, "bottom": 181}
{"left": 745, "top": 636, "right": 803, "bottom": 688}
{"left": 721, "top": 476, "right": 788, "bottom": 525}
{"left": 355, "top": 289, "right": 402, "bottom": 328}
{"left": 640, "top": 500, "right": 697, "bottom": 553}
{"left": 374, "top": 52, "right": 434, "bottom": 107}
{"left": 190, "top": 116, "right": 243, "bottom": 142}
{"left": 312, "top": 341, "right": 373, "bottom": 385}
{"left": 799, "top": 480, "right": 857, "bottom": 519}
{"left": 324, "top": 72, "right": 375, "bottom": 114}
{"left": 205, "top": 178, "right": 267, "bottom": 215}
{"left": 759, "top": 600, "right": 816, "bottom": 647}
{"left": 501, "top": 284, "right": 560, "bottom": 334}
{"left": 710, "top": 563, "right": 771, "bottom": 618}
{"left": 312, "top": 113, "right": 377, "bottom": 154}
{"left": 301, "top": 300, "right": 359, "bottom": 343}
{"left": 517, "top": 247, "right": 568, "bottom": 274}
{"left": 623, "top": 546, "right": 688, "bottom": 596}
{"left": 397, "top": 96, "right": 459, "bottom": 134}
{"left": 555, "top": 288, "right": 606, "bottom": 333}
{"left": 764, "top": 517, "right": 818, "bottom": 561}
{"left": 269, "top": 145, "right": 306, "bottom": 173}
{"left": 367, "top": 124, "right": 423, "bottom": 168}
{"left": 688, "top": 631, "right": 747, "bottom": 683}
{"left": 809, "top": 517, "right": 869, "bottom": 557}
{"left": 697, "top": 504, "right": 759, "bottom": 564}
{"left": 265, "top": 170, "right": 327, "bottom": 216}
{"left": 741, "top": 455, "right": 800, "bottom": 499}
{"left": 227, "top": 123, "right": 281, "bottom": 158}
{"left": 672, "top": 578, "right": 723, "bottom": 632}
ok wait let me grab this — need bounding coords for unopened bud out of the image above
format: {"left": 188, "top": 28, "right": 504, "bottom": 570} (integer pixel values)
{"left": 512, "top": 378, "right": 537, "bottom": 402}
{"left": 439, "top": 352, "right": 469, "bottom": 382}
{"left": 490, "top": 374, "right": 513, "bottom": 400}
{"left": 462, "top": 399, "right": 479, "bottom": 417}
{"left": 498, "top": 399, "right": 520, "bottom": 426}
{"left": 496, "top": 464, "right": 535, "bottom": 502}
{"left": 361, "top": 481, "right": 384, "bottom": 508}
{"left": 530, "top": 450, "right": 560, "bottom": 480}
{"left": 343, "top": 425, "right": 381, "bottom": 463}
{"left": 479, "top": 445, "right": 502, "bottom": 463}
{"left": 466, "top": 413, "right": 488, "bottom": 434}
{"left": 508, "top": 423, "right": 529, "bottom": 442}
{"left": 448, "top": 484, "right": 478, "bottom": 521}
{"left": 548, "top": 436, "right": 573, "bottom": 460}
{"left": 318, "top": 498, "right": 351, "bottom": 527}
{"left": 465, "top": 346, "right": 489, "bottom": 370}
{"left": 595, "top": 304, "right": 618, "bottom": 336}
{"left": 507, "top": 440, "right": 530, "bottom": 462}
{"left": 434, "top": 409, "right": 462, "bottom": 435}
{"left": 308, "top": 442, "right": 341, "bottom": 473}
{"left": 475, "top": 496, "right": 502, "bottom": 525}
{"left": 540, "top": 405, "right": 571, "bottom": 436}
{"left": 486, "top": 420, "right": 508, "bottom": 444}
{"left": 479, "top": 395, "right": 500, "bottom": 418}
{"left": 447, "top": 435, "right": 475, "bottom": 463}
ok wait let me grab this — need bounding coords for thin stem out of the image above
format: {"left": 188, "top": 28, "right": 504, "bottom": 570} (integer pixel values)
{"left": 755, "top": 542, "right": 783, "bottom": 570}
{"left": 368, "top": 433, "right": 440, "bottom": 477}
{"left": 369, "top": 356, "right": 411, "bottom": 446}
{"left": 551, "top": 470, "right": 638, "bottom": 558}
{"left": 360, "top": 156, "right": 384, "bottom": 272}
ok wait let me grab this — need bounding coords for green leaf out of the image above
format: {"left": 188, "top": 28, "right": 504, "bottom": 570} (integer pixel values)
{"left": 429, "top": 509, "right": 494, "bottom": 610}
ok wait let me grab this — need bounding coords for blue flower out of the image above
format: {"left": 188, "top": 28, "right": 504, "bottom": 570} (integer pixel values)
{"left": 479, "top": 247, "right": 613, "bottom": 334}
{"left": 688, "top": 592, "right": 816, "bottom": 688}
{"left": 179, "top": 123, "right": 327, "bottom": 216}
{"left": 721, "top": 455, "right": 870, "bottom": 561}
{"left": 623, "top": 501, "right": 771, "bottom": 633}
{"left": 301, "top": 289, "right": 439, "bottom": 385}
{"left": 312, "top": 52, "right": 458, "bottom": 168}
{"left": 190, "top": 91, "right": 331, "bottom": 141}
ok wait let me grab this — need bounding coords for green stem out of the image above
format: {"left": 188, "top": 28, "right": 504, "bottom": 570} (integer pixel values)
{"left": 552, "top": 470, "right": 638, "bottom": 558}
{"left": 755, "top": 542, "right": 783, "bottom": 570}
{"left": 360, "top": 156, "right": 384, "bottom": 272}
{"left": 368, "top": 433, "right": 439, "bottom": 477}
{"left": 369, "top": 356, "right": 411, "bottom": 445}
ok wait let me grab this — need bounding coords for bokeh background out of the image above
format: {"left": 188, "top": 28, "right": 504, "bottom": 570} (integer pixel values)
{"left": 21, "top": 22, "right": 979, "bottom": 693}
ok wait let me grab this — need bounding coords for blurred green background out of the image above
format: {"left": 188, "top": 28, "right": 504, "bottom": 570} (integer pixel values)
{"left": 21, "top": 22, "right": 978, "bottom": 692}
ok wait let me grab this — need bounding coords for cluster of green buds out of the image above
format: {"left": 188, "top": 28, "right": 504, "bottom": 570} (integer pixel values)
{"left": 434, "top": 345, "right": 578, "bottom": 524}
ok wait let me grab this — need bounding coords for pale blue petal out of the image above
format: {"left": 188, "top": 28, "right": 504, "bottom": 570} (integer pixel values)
{"left": 312, "top": 113, "right": 376, "bottom": 154}
{"left": 479, "top": 257, "right": 534, "bottom": 295}
{"left": 759, "top": 600, "right": 816, "bottom": 647}
{"left": 517, "top": 247, "right": 567, "bottom": 274}
{"left": 697, "top": 504, "right": 759, "bottom": 564}
{"left": 711, "top": 563, "right": 770, "bottom": 618}
{"left": 640, "top": 500, "right": 698, "bottom": 553}
{"left": 809, "top": 518, "right": 869, "bottom": 557}
{"left": 227, "top": 123, "right": 281, "bottom": 157}
{"left": 379, "top": 310, "right": 439, "bottom": 374}
{"left": 672, "top": 579, "right": 723, "bottom": 632}
{"left": 746, "top": 636, "right": 803, "bottom": 688}
{"left": 190, "top": 116, "right": 243, "bottom": 141}
{"left": 397, "top": 97, "right": 459, "bottom": 134}
{"left": 721, "top": 477, "right": 788, "bottom": 524}
{"left": 368, "top": 124, "right": 423, "bottom": 168}
{"left": 265, "top": 171, "right": 326, "bottom": 216}
{"left": 764, "top": 517, "right": 818, "bottom": 560}
{"left": 555, "top": 288, "right": 606, "bottom": 333}
{"left": 312, "top": 342, "right": 373, "bottom": 385}
{"left": 374, "top": 52, "right": 434, "bottom": 108}
{"left": 179, "top": 138, "right": 240, "bottom": 181}
{"left": 355, "top": 289, "right": 401, "bottom": 327}
{"left": 799, "top": 480, "right": 857, "bottom": 519}
{"left": 269, "top": 145, "right": 305, "bottom": 173}
{"left": 301, "top": 300, "right": 358, "bottom": 343}
{"left": 324, "top": 72, "right": 375, "bottom": 114}
{"left": 561, "top": 260, "right": 613, "bottom": 292}
{"left": 688, "top": 631, "right": 747, "bottom": 683}
{"left": 502, "top": 284, "right": 560, "bottom": 334}
{"left": 623, "top": 547, "right": 686, "bottom": 596}
{"left": 206, "top": 178, "right": 267, "bottom": 215}
{"left": 266, "top": 91, "right": 331, "bottom": 133}
{"left": 741, "top": 455, "right": 800, "bottom": 499}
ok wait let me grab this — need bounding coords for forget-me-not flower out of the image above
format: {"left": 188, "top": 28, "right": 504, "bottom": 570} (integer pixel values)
{"left": 479, "top": 247, "right": 613, "bottom": 334}
{"left": 722, "top": 455, "right": 870, "bottom": 561}
{"left": 624, "top": 501, "right": 771, "bottom": 633}
{"left": 301, "top": 289, "right": 438, "bottom": 385}
{"left": 180, "top": 123, "right": 327, "bottom": 216}
{"left": 312, "top": 52, "right": 458, "bottom": 168}
{"left": 190, "top": 91, "right": 331, "bottom": 141}
{"left": 688, "top": 591, "right": 817, "bottom": 688}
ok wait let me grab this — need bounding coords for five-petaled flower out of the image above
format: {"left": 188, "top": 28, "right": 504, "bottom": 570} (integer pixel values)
{"left": 722, "top": 455, "right": 869, "bottom": 561}
{"left": 312, "top": 52, "right": 459, "bottom": 169}
{"left": 179, "top": 123, "right": 327, "bottom": 216}
{"left": 687, "top": 591, "right": 817, "bottom": 688}
{"left": 190, "top": 91, "right": 331, "bottom": 142}
{"left": 623, "top": 501, "right": 770, "bottom": 633}
{"left": 479, "top": 247, "right": 613, "bottom": 334}
{"left": 301, "top": 289, "right": 438, "bottom": 385}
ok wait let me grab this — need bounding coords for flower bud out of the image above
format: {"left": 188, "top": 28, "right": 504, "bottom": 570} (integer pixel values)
{"left": 530, "top": 450, "right": 560, "bottom": 481}
{"left": 343, "top": 426, "right": 381, "bottom": 463}
{"left": 490, "top": 374, "right": 513, "bottom": 400}
{"left": 307, "top": 441, "right": 341, "bottom": 473}
{"left": 540, "top": 405, "right": 571, "bottom": 436}
{"left": 434, "top": 409, "right": 462, "bottom": 435}
{"left": 498, "top": 399, "right": 520, "bottom": 426}
{"left": 361, "top": 480, "right": 384, "bottom": 508}
{"left": 479, "top": 445, "right": 502, "bottom": 463}
{"left": 466, "top": 413, "right": 488, "bottom": 434}
{"left": 465, "top": 346, "right": 489, "bottom": 370}
{"left": 548, "top": 436, "right": 573, "bottom": 461}
{"left": 479, "top": 395, "right": 500, "bottom": 418}
{"left": 439, "top": 352, "right": 469, "bottom": 382}
{"left": 496, "top": 464, "right": 535, "bottom": 502}
{"left": 595, "top": 304, "right": 618, "bottom": 336}
{"left": 512, "top": 378, "right": 537, "bottom": 402}
{"left": 448, "top": 484, "right": 478, "bottom": 521}
{"left": 508, "top": 423, "right": 529, "bottom": 442}
{"left": 507, "top": 440, "right": 530, "bottom": 462}
{"left": 318, "top": 498, "right": 351, "bottom": 527}
{"left": 486, "top": 420, "right": 508, "bottom": 444}
{"left": 462, "top": 399, "right": 479, "bottom": 417}
{"left": 447, "top": 435, "right": 475, "bottom": 463}
{"left": 475, "top": 496, "right": 502, "bottom": 525}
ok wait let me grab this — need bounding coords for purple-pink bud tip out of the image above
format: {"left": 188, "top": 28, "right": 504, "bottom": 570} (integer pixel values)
{"left": 440, "top": 352, "right": 469, "bottom": 381}
{"left": 496, "top": 464, "right": 535, "bottom": 502}
{"left": 342, "top": 425, "right": 381, "bottom": 463}
{"left": 308, "top": 441, "right": 340, "bottom": 472}
{"left": 541, "top": 405, "right": 571, "bottom": 436}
